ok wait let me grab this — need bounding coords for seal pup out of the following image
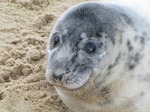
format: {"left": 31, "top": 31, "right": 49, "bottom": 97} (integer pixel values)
{"left": 46, "top": 1, "right": 150, "bottom": 112}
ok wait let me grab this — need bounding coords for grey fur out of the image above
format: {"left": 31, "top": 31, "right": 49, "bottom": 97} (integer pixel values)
{"left": 46, "top": 1, "right": 150, "bottom": 112}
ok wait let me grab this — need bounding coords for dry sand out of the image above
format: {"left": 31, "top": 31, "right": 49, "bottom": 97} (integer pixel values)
{"left": 0, "top": 0, "right": 93, "bottom": 112}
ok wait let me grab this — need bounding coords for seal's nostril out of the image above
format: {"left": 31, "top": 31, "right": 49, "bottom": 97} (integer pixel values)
{"left": 52, "top": 73, "right": 63, "bottom": 81}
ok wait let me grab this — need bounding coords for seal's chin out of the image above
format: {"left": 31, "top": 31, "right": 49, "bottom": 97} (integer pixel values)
{"left": 63, "top": 74, "right": 91, "bottom": 90}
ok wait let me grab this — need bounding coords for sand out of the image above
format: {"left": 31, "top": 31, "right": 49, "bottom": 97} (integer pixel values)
{"left": 0, "top": 0, "right": 92, "bottom": 112}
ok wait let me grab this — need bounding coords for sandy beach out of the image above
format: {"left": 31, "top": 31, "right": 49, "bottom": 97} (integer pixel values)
{"left": 0, "top": 0, "right": 92, "bottom": 112}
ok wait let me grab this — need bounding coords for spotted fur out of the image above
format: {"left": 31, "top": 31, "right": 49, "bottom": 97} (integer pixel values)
{"left": 46, "top": 1, "right": 150, "bottom": 112}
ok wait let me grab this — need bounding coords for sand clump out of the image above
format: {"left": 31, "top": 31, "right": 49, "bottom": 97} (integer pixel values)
{"left": 0, "top": 0, "right": 92, "bottom": 112}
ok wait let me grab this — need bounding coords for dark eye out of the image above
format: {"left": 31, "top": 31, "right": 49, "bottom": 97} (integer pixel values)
{"left": 53, "top": 36, "right": 60, "bottom": 47}
{"left": 83, "top": 41, "right": 97, "bottom": 54}
{"left": 51, "top": 33, "right": 62, "bottom": 49}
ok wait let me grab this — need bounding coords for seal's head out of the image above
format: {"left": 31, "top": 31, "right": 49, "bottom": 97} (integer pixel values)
{"left": 46, "top": 2, "right": 129, "bottom": 90}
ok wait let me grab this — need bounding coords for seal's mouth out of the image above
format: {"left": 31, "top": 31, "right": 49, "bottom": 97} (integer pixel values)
{"left": 46, "top": 69, "right": 93, "bottom": 90}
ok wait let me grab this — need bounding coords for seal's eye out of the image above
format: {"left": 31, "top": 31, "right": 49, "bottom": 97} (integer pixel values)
{"left": 50, "top": 32, "right": 62, "bottom": 49}
{"left": 83, "top": 41, "right": 97, "bottom": 54}
{"left": 53, "top": 36, "right": 60, "bottom": 47}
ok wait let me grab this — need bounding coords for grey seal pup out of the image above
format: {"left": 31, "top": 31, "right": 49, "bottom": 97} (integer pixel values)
{"left": 46, "top": 1, "right": 150, "bottom": 112}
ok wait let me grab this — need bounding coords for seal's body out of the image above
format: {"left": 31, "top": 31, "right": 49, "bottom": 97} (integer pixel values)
{"left": 46, "top": 1, "right": 150, "bottom": 112}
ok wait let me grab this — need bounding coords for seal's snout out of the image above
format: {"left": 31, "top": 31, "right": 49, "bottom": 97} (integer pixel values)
{"left": 52, "top": 73, "right": 64, "bottom": 81}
